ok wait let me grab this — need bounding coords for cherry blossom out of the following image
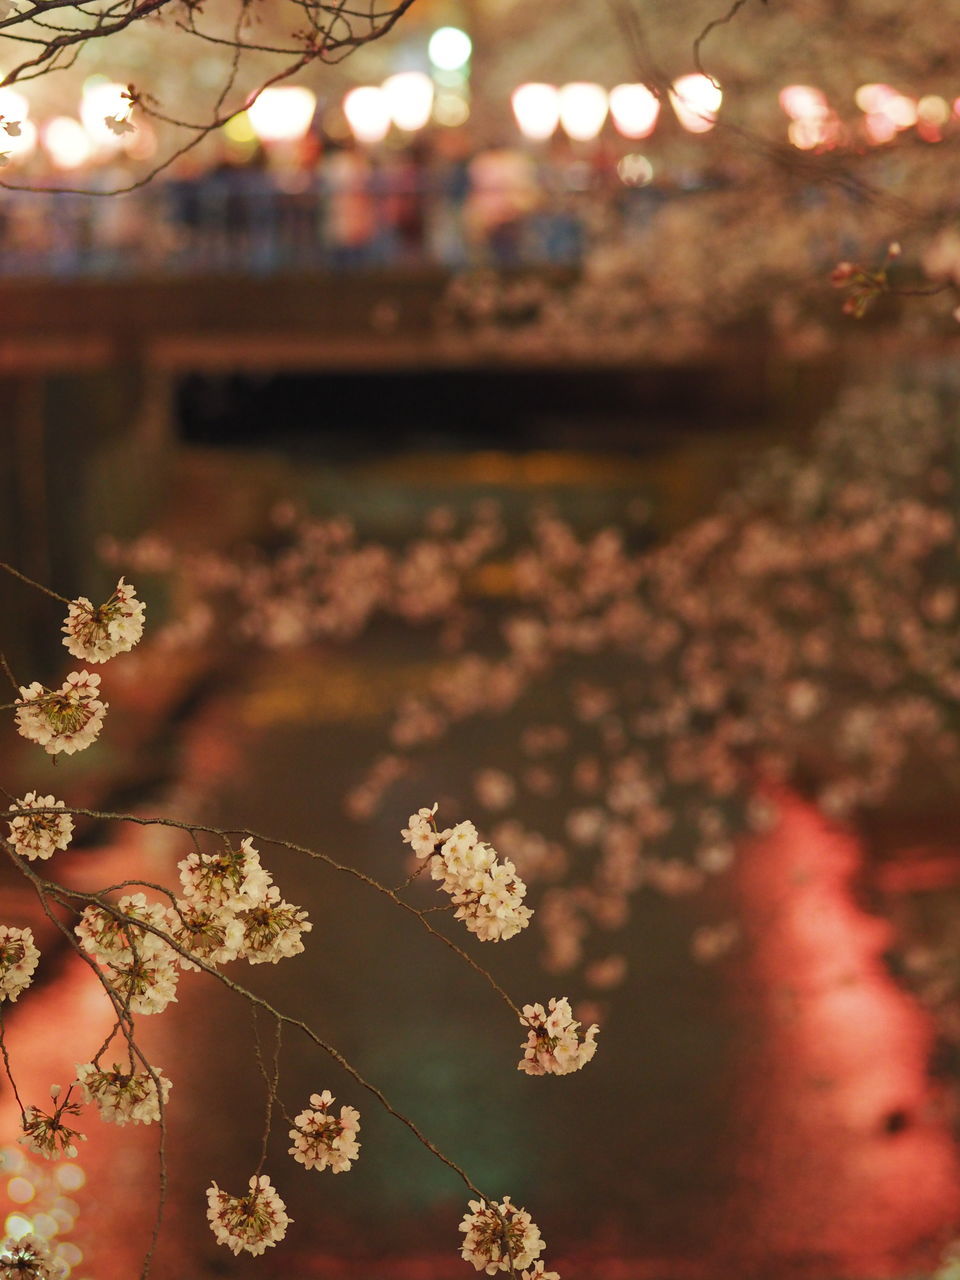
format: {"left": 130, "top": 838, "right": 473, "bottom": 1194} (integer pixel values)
{"left": 166, "top": 899, "right": 244, "bottom": 970}
{"left": 518, "top": 997, "right": 599, "bottom": 1076}
{"left": 418, "top": 814, "right": 533, "bottom": 943}
{"left": 105, "top": 948, "right": 180, "bottom": 1015}
{"left": 401, "top": 802, "right": 440, "bottom": 858}
{"left": 7, "top": 792, "right": 74, "bottom": 861}
{"left": 15, "top": 671, "right": 107, "bottom": 755}
{"left": 75, "top": 894, "right": 172, "bottom": 963}
{"left": 459, "top": 1196, "right": 545, "bottom": 1275}
{"left": 178, "top": 838, "right": 271, "bottom": 911}
{"left": 0, "top": 924, "right": 39, "bottom": 1002}
{"left": 61, "top": 577, "right": 145, "bottom": 663}
{"left": 75, "top": 895, "right": 180, "bottom": 1013}
{"left": 206, "top": 1174, "right": 290, "bottom": 1256}
{"left": 236, "top": 885, "right": 312, "bottom": 964}
{"left": 522, "top": 1265, "right": 561, "bottom": 1280}
{"left": 75, "top": 1062, "right": 172, "bottom": 1125}
{"left": 0, "top": 1233, "right": 64, "bottom": 1280}
{"left": 288, "top": 1090, "right": 360, "bottom": 1173}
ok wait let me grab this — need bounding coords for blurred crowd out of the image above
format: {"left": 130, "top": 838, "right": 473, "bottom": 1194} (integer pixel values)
{"left": 0, "top": 136, "right": 674, "bottom": 277}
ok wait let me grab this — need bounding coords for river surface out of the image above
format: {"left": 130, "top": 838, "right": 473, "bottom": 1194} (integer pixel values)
{"left": 1, "top": 423, "right": 958, "bottom": 1280}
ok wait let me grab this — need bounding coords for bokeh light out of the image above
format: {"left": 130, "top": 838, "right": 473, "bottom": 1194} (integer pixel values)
{"left": 43, "top": 117, "right": 93, "bottom": 169}
{"left": 428, "top": 26, "right": 472, "bottom": 71}
{"left": 3, "top": 1214, "right": 32, "bottom": 1241}
{"left": 54, "top": 1165, "right": 85, "bottom": 1192}
{"left": 433, "top": 91, "right": 470, "bottom": 127}
{"left": 617, "top": 153, "right": 654, "bottom": 185}
{"left": 6, "top": 1178, "right": 34, "bottom": 1205}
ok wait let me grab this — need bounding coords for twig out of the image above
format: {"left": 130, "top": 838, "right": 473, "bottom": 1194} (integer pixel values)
{"left": 0, "top": 558, "right": 70, "bottom": 605}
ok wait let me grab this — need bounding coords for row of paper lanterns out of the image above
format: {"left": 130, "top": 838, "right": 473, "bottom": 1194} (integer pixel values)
{"left": 335, "top": 74, "right": 724, "bottom": 145}
{"left": 0, "top": 67, "right": 956, "bottom": 171}
{"left": 0, "top": 72, "right": 725, "bottom": 164}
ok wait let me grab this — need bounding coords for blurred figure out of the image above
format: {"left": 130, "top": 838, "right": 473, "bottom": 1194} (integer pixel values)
{"left": 323, "top": 140, "right": 377, "bottom": 269}
{"left": 464, "top": 144, "right": 540, "bottom": 266}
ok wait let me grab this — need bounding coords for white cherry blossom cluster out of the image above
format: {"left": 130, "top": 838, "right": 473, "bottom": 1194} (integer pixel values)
{"left": 7, "top": 792, "right": 74, "bottom": 861}
{"left": 518, "top": 997, "right": 599, "bottom": 1077}
{"left": 75, "top": 1062, "right": 172, "bottom": 1125}
{"left": 0, "top": 1232, "right": 65, "bottom": 1280}
{"left": 176, "top": 838, "right": 311, "bottom": 966}
{"left": 15, "top": 671, "right": 107, "bottom": 756}
{"left": 166, "top": 897, "right": 245, "bottom": 970}
{"left": 177, "top": 837, "right": 270, "bottom": 911}
{"left": 0, "top": 924, "right": 39, "bottom": 1002}
{"left": 10, "top": 578, "right": 144, "bottom": 757}
{"left": 459, "top": 1196, "right": 545, "bottom": 1275}
{"left": 75, "top": 893, "right": 179, "bottom": 1015}
{"left": 206, "top": 1174, "right": 291, "bottom": 1256}
{"left": 237, "top": 884, "right": 312, "bottom": 965}
{"left": 402, "top": 808, "right": 533, "bottom": 943}
{"left": 61, "top": 577, "right": 145, "bottom": 664}
{"left": 288, "top": 1090, "right": 360, "bottom": 1173}
{"left": 71, "top": 843, "right": 311, "bottom": 1020}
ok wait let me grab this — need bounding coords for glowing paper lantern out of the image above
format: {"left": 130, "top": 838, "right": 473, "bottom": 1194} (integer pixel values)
{"left": 609, "top": 83, "right": 660, "bottom": 139}
{"left": 428, "top": 26, "right": 472, "bottom": 71}
{"left": 558, "top": 82, "right": 608, "bottom": 141}
{"left": 43, "top": 117, "right": 93, "bottom": 169}
{"left": 381, "top": 72, "right": 434, "bottom": 132}
{"left": 343, "top": 86, "right": 391, "bottom": 144}
{"left": 670, "top": 73, "right": 722, "bottom": 133}
{"left": 511, "top": 83, "right": 560, "bottom": 141}
{"left": 247, "top": 87, "right": 316, "bottom": 143}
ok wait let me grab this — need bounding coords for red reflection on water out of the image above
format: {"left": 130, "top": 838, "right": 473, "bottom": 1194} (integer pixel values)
{"left": 728, "top": 789, "right": 960, "bottom": 1277}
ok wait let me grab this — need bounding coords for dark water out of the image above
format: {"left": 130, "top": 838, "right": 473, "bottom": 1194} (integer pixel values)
{"left": 1, "top": 426, "right": 958, "bottom": 1280}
